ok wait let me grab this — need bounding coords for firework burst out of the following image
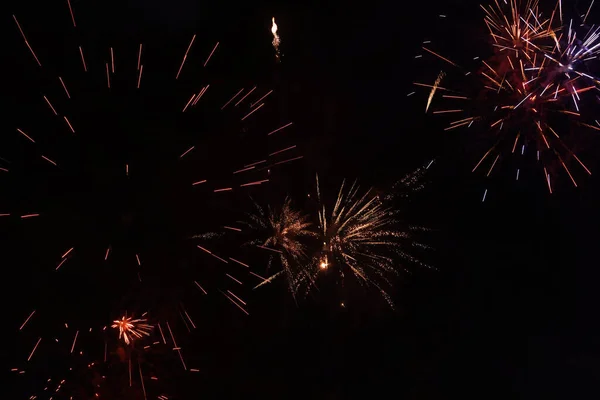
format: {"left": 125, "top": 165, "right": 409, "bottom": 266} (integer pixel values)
{"left": 415, "top": 0, "right": 599, "bottom": 196}
{"left": 312, "top": 174, "right": 429, "bottom": 307}
{"left": 10, "top": 1, "right": 302, "bottom": 397}
{"left": 112, "top": 316, "right": 153, "bottom": 345}
{"left": 243, "top": 198, "right": 316, "bottom": 294}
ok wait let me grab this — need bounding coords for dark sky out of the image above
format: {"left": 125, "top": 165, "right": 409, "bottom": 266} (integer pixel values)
{"left": 4, "top": 0, "right": 600, "bottom": 398}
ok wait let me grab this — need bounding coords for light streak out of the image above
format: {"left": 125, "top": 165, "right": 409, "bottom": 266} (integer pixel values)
{"left": 66, "top": 0, "right": 76, "bottom": 27}
{"left": 70, "top": 331, "right": 78, "bottom": 353}
{"left": 196, "top": 245, "right": 228, "bottom": 263}
{"left": 203, "top": 42, "right": 219, "bottom": 67}
{"left": 79, "top": 46, "right": 87, "bottom": 71}
{"left": 266, "top": 122, "right": 293, "bottom": 136}
{"left": 176, "top": 34, "right": 196, "bottom": 79}
{"left": 13, "top": 15, "right": 41, "bottom": 66}
{"left": 221, "top": 88, "right": 244, "bottom": 110}
{"left": 27, "top": 338, "right": 42, "bottom": 361}
{"left": 19, "top": 310, "right": 36, "bottom": 331}
{"left": 43, "top": 96, "right": 58, "bottom": 115}
{"left": 241, "top": 103, "right": 264, "bottom": 120}
{"left": 58, "top": 77, "right": 71, "bottom": 98}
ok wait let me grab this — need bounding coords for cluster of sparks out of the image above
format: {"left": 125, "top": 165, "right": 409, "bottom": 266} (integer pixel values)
{"left": 243, "top": 198, "right": 316, "bottom": 295}
{"left": 11, "top": 2, "right": 299, "bottom": 398}
{"left": 415, "top": 0, "right": 600, "bottom": 196}
{"left": 231, "top": 168, "right": 431, "bottom": 306}
{"left": 111, "top": 316, "right": 153, "bottom": 345}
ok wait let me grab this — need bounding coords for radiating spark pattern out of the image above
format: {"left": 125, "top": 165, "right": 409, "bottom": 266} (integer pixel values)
{"left": 111, "top": 316, "right": 153, "bottom": 345}
{"left": 243, "top": 198, "right": 315, "bottom": 294}
{"left": 312, "top": 175, "right": 427, "bottom": 307}
{"left": 415, "top": 0, "right": 599, "bottom": 191}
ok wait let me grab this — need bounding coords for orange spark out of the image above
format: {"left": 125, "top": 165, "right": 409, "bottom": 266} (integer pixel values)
{"left": 432, "top": 109, "right": 463, "bottom": 114}
{"left": 235, "top": 86, "right": 257, "bottom": 106}
{"left": 166, "top": 322, "right": 187, "bottom": 370}
{"left": 182, "top": 94, "right": 195, "bottom": 112}
{"left": 422, "top": 47, "right": 460, "bottom": 67}
{"left": 19, "top": 310, "right": 36, "bottom": 331}
{"left": 203, "top": 42, "right": 219, "bottom": 67}
{"left": 486, "top": 155, "right": 500, "bottom": 177}
{"left": 559, "top": 157, "right": 578, "bottom": 187}
{"left": 21, "top": 214, "right": 39, "bottom": 219}
{"left": 157, "top": 323, "right": 167, "bottom": 344}
{"left": 17, "top": 128, "right": 35, "bottom": 143}
{"left": 70, "top": 331, "right": 79, "bottom": 353}
{"left": 257, "top": 245, "right": 283, "bottom": 254}
{"left": 241, "top": 103, "right": 264, "bottom": 120}
{"left": 251, "top": 89, "right": 274, "bottom": 107}
{"left": 193, "top": 86, "right": 209, "bottom": 106}
{"left": 179, "top": 146, "right": 195, "bottom": 158}
{"left": 137, "top": 44, "right": 143, "bottom": 70}
{"left": 66, "top": 0, "right": 76, "bottom": 27}
{"left": 267, "top": 122, "right": 293, "bottom": 136}
{"left": 196, "top": 245, "right": 228, "bottom": 263}
{"left": 27, "top": 338, "right": 42, "bottom": 361}
{"left": 229, "top": 257, "right": 250, "bottom": 268}
{"left": 64, "top": 116, "right": 75, "bottom": 133}
{"left": 227, "top": 290, "right": 246, "bottom": 305}
{"left": 41, "top": 155, "right": 57, "bottom": 166}
{"left": 269, "top": 145, "right": 296, "bottom": 156}
{"left": 573, "top": 153, "right": 592, "bottom": 175}
{"left": 221, "top": 88, "right": 244, "bottom": 110}
{"left": 13, "top": 15, "right": 42, "bottom": 66}
{"left": 194, "top": 281, "right": 207, "bottom": 294}
{"left": 61, "top": 247, "right": 73, "bottom": 258}
{"left": 240, "top": 179, "right": 269, "bottom": 187}
{"left": 176, "top": 34, "right": 196, "bottom": 79}
{"left": 244, "top": 160, "right": 267, "bottom": 167}
{"left": 55, "top": 255, "right": 68, "bottom": 271}
{"left": 226, "top": 274, "right": 243, "bottom": 285}
{"left": 59, "top": 77, "right": 71, "bottom": 98}
{"left": 137, "top": 65, "right": 144, "bottom": 89}
{"left": 221, "top": 290, "right": 249, "bottom": 315}
{"left": 233, "top": 166, "right": 255, "bottom": 174}
{"left": 79, "top": 46, "right": 87, "bottom": 71}
{"left": 472, "top": 146, "right": 494, "bottom": 172}
{"left": 110, "top": 47, "right": 115, "bottom": 73}
{"left": 43, "top": 96, "right": 58, "bottom": 115}
{"left": 268, "top": 155, "right": 303, "bottom": 167}
{"left": 426, "top": 71, "right": 445, "bottom": 113}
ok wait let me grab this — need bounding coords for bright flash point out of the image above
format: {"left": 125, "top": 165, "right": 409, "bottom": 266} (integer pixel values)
{"left": 271, "top": 17, "right": 281, "bottom": 61}
{"left": 271, "top": 17, "right": 278, "bottom": 35}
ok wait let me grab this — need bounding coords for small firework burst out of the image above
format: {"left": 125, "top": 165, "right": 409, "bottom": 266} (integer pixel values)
{"left": 112, "top": 316, "right": 153, "bottom": 345}
{"left": 243, "top": 198, "right": 316, "bottom": 294}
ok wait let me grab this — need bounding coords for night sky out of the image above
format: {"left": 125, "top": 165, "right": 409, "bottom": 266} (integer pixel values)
{"left": 4, "top": 0, "right": 600, "bottom": 398}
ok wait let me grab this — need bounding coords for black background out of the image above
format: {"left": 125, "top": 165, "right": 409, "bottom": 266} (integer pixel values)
{"left": 4, "top": 0, "right": 600, "bottom": 398}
